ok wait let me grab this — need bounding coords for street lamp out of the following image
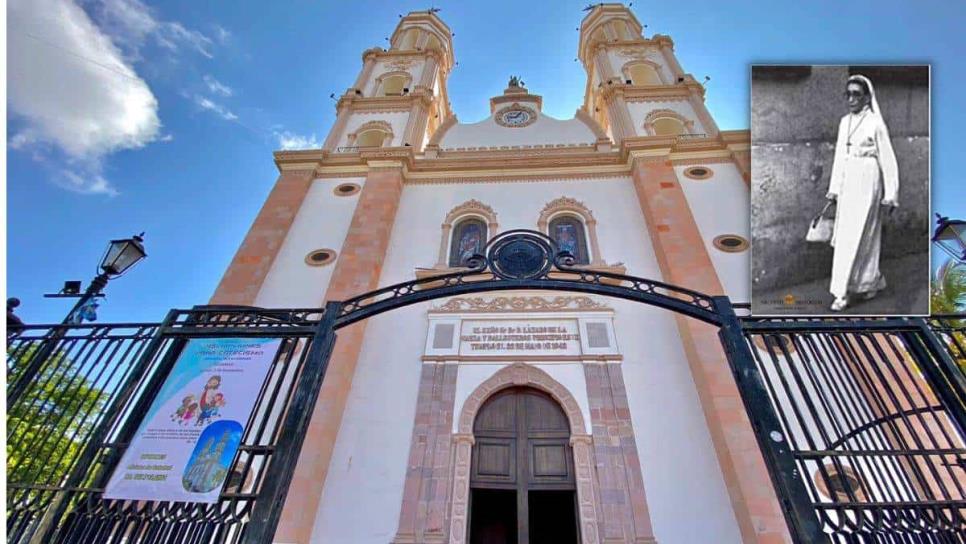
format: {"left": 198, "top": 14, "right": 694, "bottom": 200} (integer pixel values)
{"left": 933, "top": 215, "right": 966, "bottom": 264}
{"left": 10, "top": 234, "right": 147, "bottom": 409}
{"left": 64, "top": 233, "right": 147, "bottom": 324}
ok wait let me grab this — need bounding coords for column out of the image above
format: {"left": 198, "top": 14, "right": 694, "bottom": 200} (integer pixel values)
{"left": 275, "top": 162, "right": 406, "bottom": 543}
{"left": 393, "top": 363, "right": 459, "bottom": 543}
{"left": 323, "top": 104, "right": 351, "bottom": 151}
{"left": 353, "top": 51, "right": 379, "bottom": 93}
{"left": 605, "top": 91, "right": 636, "bottom": 143}
{"left": 210, "top": 168, "right": 315, "bottom": 305}
{"left": 629, "top": 156, "right": 791, "bottom": 544}
{"left": 447, "top": 433, "right": 475, "bottom": 544}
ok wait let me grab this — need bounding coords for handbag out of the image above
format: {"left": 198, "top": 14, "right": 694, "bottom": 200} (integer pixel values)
{"left": 806, "top": 201, "right": 834, "bottom": 243}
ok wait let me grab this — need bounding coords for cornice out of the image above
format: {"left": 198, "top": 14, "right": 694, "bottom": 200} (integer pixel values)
{"left": 335, "top": 91, "right": 434, "bottom": 113}
{"left": 278, "top": 133, "right": 747, "bottom": 178}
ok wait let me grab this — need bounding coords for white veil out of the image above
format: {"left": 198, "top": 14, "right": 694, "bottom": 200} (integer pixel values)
{"left": 848, "top": 74, "right": 880, "bottom": 115}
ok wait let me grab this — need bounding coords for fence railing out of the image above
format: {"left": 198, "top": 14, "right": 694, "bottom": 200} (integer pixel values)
{"left": 739, "top": 315, "right": 966, "bottom": 543}
{"left": 6, "top": 306, "right": 331, "bottom": 544}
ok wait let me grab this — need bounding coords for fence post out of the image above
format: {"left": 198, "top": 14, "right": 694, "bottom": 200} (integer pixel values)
{"left": 712, "top": 297, "right": 827, "bottom": 544}
{"left": 907, "top": 320, "right": 966, "bottom": 435}
{"left": 243, "top": 301, "right": 342, "bottom": 544}
{"left": 27, "top": 310, "right": 181, "bottom": 544}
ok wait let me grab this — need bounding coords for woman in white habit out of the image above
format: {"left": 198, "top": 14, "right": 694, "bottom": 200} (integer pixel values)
{"left": 825, "top": 74, "right": 899, "bottom": 311}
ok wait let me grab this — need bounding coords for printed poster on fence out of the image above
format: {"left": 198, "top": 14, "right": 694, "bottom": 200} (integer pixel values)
{"left": 104, "top": 337, "right": 281, "bottom": 503}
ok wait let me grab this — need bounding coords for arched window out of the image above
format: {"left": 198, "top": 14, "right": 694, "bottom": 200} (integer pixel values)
{"left": 355, "top": 129, "right": 389, "bottom": 147}
{"left": 643, "top": 109, "right": 695, "bottom": 137}
{"left": 379, "top": 74, "right": 409, "bottom": 96}
{"left": 549, "top": 215, "right": 590, "bottom": 265}
{"left": 425, "top": 33, "right": 443, "bottom": 53}
{"left": 626, "top": 63, "right": 662, "bottom": 85}
{"left": 398, "top": 28, "right": 419, "bottom": 50}
{"left": 449, "top": 218, "right": 487, "bottom": 267}
{"left": 652, "top": 117, "right": 686, "bottom": 136}
{"left": 349, "top": 120, "right": 394, "bottom": 148}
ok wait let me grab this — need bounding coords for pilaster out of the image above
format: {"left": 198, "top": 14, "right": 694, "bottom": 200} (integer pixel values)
{"left": 629, "top": 156, "right": 791, "bottom": 544}
{"left": 275, "top": 163, "right": 406, "bottom": 544}
{"left": 210, "top": 169, "right": 315, "bottom": 305}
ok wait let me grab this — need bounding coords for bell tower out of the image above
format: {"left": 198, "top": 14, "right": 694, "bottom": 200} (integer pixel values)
{"left": 577, "top": 3, "right": 720, "bottom": 145}
{"left": 321, "top": 9, "right": 455, "bottom": 152}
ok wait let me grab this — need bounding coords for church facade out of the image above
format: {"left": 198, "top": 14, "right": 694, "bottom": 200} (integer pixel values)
{"left": 211, "top": 4, "right": 771, "bottom": 543}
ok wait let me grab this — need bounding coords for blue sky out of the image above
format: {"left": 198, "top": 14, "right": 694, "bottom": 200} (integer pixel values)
{"left": 7, "top": 0, "right": 966, "bottom": 325}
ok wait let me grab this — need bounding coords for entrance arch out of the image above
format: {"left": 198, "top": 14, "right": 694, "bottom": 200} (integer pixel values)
{"left": 450, "top": 363, "right": 598, "bottom": 544}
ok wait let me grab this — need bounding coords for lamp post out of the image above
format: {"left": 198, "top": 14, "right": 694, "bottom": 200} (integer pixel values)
{"left": 62, "top": 233, "right": 148, "bottom": 324}
{"left": 933, "top": 214, "right": 966, "bottom": 265}
{"left": 8, "top": 234, "right": 147, "bottom": 409}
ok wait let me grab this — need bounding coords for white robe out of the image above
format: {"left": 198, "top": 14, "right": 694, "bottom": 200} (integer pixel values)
{"left": 826, "top": 108, "right": 900, "bottom": 299}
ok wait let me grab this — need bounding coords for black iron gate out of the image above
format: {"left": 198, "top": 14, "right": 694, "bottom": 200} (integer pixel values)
{"left": 7, "top": 230, "right": 966, "bottom": 543}
{"left": 7, "top": 306, "right": 336, "bottom": 544}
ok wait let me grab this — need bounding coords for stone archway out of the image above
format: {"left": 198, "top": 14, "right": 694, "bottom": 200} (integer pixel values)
{"left": 448, "top": 363, "right": 600, "bottom": 544}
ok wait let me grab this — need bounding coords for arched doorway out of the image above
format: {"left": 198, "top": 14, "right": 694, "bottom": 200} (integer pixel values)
{"left": 469, "top": 387, "right": 578, "bottom": 544}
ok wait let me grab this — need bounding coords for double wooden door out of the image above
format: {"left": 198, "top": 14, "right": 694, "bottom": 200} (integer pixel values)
{"left": 469, "top": 387, "right": 579, "bottom": 544}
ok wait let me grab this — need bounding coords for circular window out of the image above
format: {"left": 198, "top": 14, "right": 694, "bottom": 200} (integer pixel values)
{"left": 333, "top": 183, "right": 361, "bottom": 196}
{"left": 713, "top": 234, "right": 749, "bottom": 253}
{"left": 814, "top": 465, "right": 865, "bottom": 502}
{"left": 305, "top": 249, "right": 337, "bottom": 266}
{"left": 683, "top": 166, "right": 714, "bottom": 180}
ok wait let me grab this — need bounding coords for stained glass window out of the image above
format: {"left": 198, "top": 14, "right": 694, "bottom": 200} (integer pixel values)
{"left": 449, "top": 218, "right": 487, "bottom": 267}
{"left": 549, "top": 216, "right": 589, "bottom": 265}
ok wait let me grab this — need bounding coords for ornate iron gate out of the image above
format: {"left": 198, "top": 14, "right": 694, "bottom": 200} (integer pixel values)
{"left": 6, "top": 306, "right": 335, "bottom": 544}
{"left": 7, "top": 230, "right": 966, "bottom": 543}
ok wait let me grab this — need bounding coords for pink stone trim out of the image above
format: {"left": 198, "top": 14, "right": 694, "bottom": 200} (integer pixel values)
{"left": 448, "top": 363, "right": 600, "bottom": 544}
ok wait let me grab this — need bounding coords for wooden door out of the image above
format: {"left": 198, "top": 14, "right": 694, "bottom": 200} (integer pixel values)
{"left": 469, "top": 387, "right": 577, "bottom": 543}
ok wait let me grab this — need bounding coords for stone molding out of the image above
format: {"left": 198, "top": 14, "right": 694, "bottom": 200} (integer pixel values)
{"left": 430, "top": 295, "right": 611, "bottom": 314}
{"left": 448, "top": 363, "right": 600, "bottom": 544}
{"left": 538, "top": 196, "right": 605, "bottom": 266}
{"left": 435, "top": 199, "right": 499, "bottom": 267}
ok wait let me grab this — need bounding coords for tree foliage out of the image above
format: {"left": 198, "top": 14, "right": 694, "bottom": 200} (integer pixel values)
{"left": 7, "top": 343, "right": 109, "bottom": 495}
{"left": 930, "top": 261, "right": 966, "bottom": 373}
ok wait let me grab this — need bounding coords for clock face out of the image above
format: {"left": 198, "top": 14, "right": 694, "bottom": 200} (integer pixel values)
{"left": 500, "top": 109, "right": 532, "bottom": 127}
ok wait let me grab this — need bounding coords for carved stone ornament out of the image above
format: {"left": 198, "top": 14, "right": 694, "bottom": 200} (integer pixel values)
{"left": 617, "top": 47, "right": 649, "bottom": 59}
{"left": 388, "top": 58, "right": 418, "bottom": 70}
{"left": 431, "top": 296, "right": 611, "bottom": 313}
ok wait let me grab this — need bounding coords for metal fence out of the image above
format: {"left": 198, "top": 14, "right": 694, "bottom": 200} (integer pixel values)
{"left": 739, "top": 315, "right": 966, "bottom": 543}
{"left": 6, "top": 305, "right": 334, "bottom": 544}
{"left": 7, "top": 301, "right": 966, "bottom": 543}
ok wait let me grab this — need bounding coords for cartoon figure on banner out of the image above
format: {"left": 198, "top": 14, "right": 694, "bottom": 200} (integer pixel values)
{"left": 195, "top": 375, "right": 226, "bottom": 427}
{"left": 171, "top": 395, "right": 197, "bottom": 424}
{"left": 197, "top": 393, "right": 225, "bottom": 426}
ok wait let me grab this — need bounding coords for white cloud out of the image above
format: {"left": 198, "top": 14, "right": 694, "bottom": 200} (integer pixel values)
{"left": 91, "top": 0, "right": 213, "bottom": 59}
{"left": 203, "top": 75, "right": 233, "bottom": 97}
{"left": 8, "top": 0, "right": 161, "bottom": 161}
{"left": 213, "top": 25, "right": 231, "bottom": 44}
{"left": 194, "top": 95, "right": 238, "bottom": 121}
{"left": 275, "top": 131, "right": 322, "bottom": 150}
{"left": 57, "top": 169, "right": 119, "bottom": 196}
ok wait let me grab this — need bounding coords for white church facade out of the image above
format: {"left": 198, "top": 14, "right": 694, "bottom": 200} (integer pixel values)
{"left": 211, "top": 4, "right": 771, "bottom": 543}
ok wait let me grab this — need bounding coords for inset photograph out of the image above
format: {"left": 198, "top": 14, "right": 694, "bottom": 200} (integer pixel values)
{"left": 751, "top": 65, "right": 930, "bottom": 315}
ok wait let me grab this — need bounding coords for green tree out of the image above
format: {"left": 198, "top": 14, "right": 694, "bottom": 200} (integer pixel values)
{"left": 6, "top": 344, "right": 108, "bottom": 499}
{"left": 930, "top": 260, "right": 966, "bottom": 373}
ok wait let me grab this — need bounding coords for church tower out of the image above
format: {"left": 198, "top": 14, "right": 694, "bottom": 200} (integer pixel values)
{"left": 321, "top": 10, "right": 455, "bottom": 152}
{"left": 578, "top": 4, "right": 721, "bottom": 145}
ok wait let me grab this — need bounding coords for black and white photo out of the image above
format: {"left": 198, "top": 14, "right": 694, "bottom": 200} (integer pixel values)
{"left": 751, "top": 65, "right": 930, "bottom": 315}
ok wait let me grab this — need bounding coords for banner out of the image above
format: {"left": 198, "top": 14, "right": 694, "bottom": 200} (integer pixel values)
{"left": 104, "top": 337, "right": 282, "bottom": 503}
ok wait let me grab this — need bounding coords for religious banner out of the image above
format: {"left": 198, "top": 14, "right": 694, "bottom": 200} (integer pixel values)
{"left": 104, "top": 337, "right": 282, "bottom": 503}
{"left": 458, "top": 319, "right": 581, "bottom": 356}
